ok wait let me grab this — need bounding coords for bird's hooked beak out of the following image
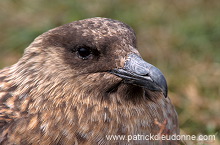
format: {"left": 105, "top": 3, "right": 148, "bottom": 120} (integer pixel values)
{"left": 109, "top": 53, "right": 168, "bottom": 97}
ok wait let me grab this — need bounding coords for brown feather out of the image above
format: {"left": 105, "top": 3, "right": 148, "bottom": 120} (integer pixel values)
{"left": 0, "top": 17, "right": 179, "bottom": 145}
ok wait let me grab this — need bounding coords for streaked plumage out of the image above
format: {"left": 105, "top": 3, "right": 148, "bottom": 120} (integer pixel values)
{"left": 0, "top": 17, "right": 179, "bottom": 145}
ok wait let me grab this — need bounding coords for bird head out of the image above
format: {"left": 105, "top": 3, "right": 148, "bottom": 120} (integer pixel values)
{"left": 15, "top": 17, "right": 167, "bottom": 106}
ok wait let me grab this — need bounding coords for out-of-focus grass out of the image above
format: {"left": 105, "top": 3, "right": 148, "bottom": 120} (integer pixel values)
{"left": 0, "top": 0, "right": 219, "bottom": 144}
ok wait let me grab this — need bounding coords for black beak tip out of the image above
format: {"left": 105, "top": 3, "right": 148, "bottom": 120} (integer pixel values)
{"left": 162, "top": 85, "right": 168, "bottom": 98}
{"left": 148, "top": 65, "right": 168, "bottom": 98}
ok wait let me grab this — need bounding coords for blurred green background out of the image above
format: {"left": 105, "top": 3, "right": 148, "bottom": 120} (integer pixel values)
{"left": 0, "top": 0, "right": 219, "bottom": 144}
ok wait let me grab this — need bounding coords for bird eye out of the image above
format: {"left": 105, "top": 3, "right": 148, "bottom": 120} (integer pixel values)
{"left": 77, "top": 47, "right": 92, "bottom": 59}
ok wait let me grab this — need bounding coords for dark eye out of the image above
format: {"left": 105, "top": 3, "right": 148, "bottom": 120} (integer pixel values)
{"left": 77, "top": 47, "right": 92, "bottom": 59}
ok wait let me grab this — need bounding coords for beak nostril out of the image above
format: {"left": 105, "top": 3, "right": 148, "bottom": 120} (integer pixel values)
{"left": 141, "top": 70, "right": 150, "bottom": 77}
{"left": 143, "top": 73, "right": 149, "bottom": 77}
